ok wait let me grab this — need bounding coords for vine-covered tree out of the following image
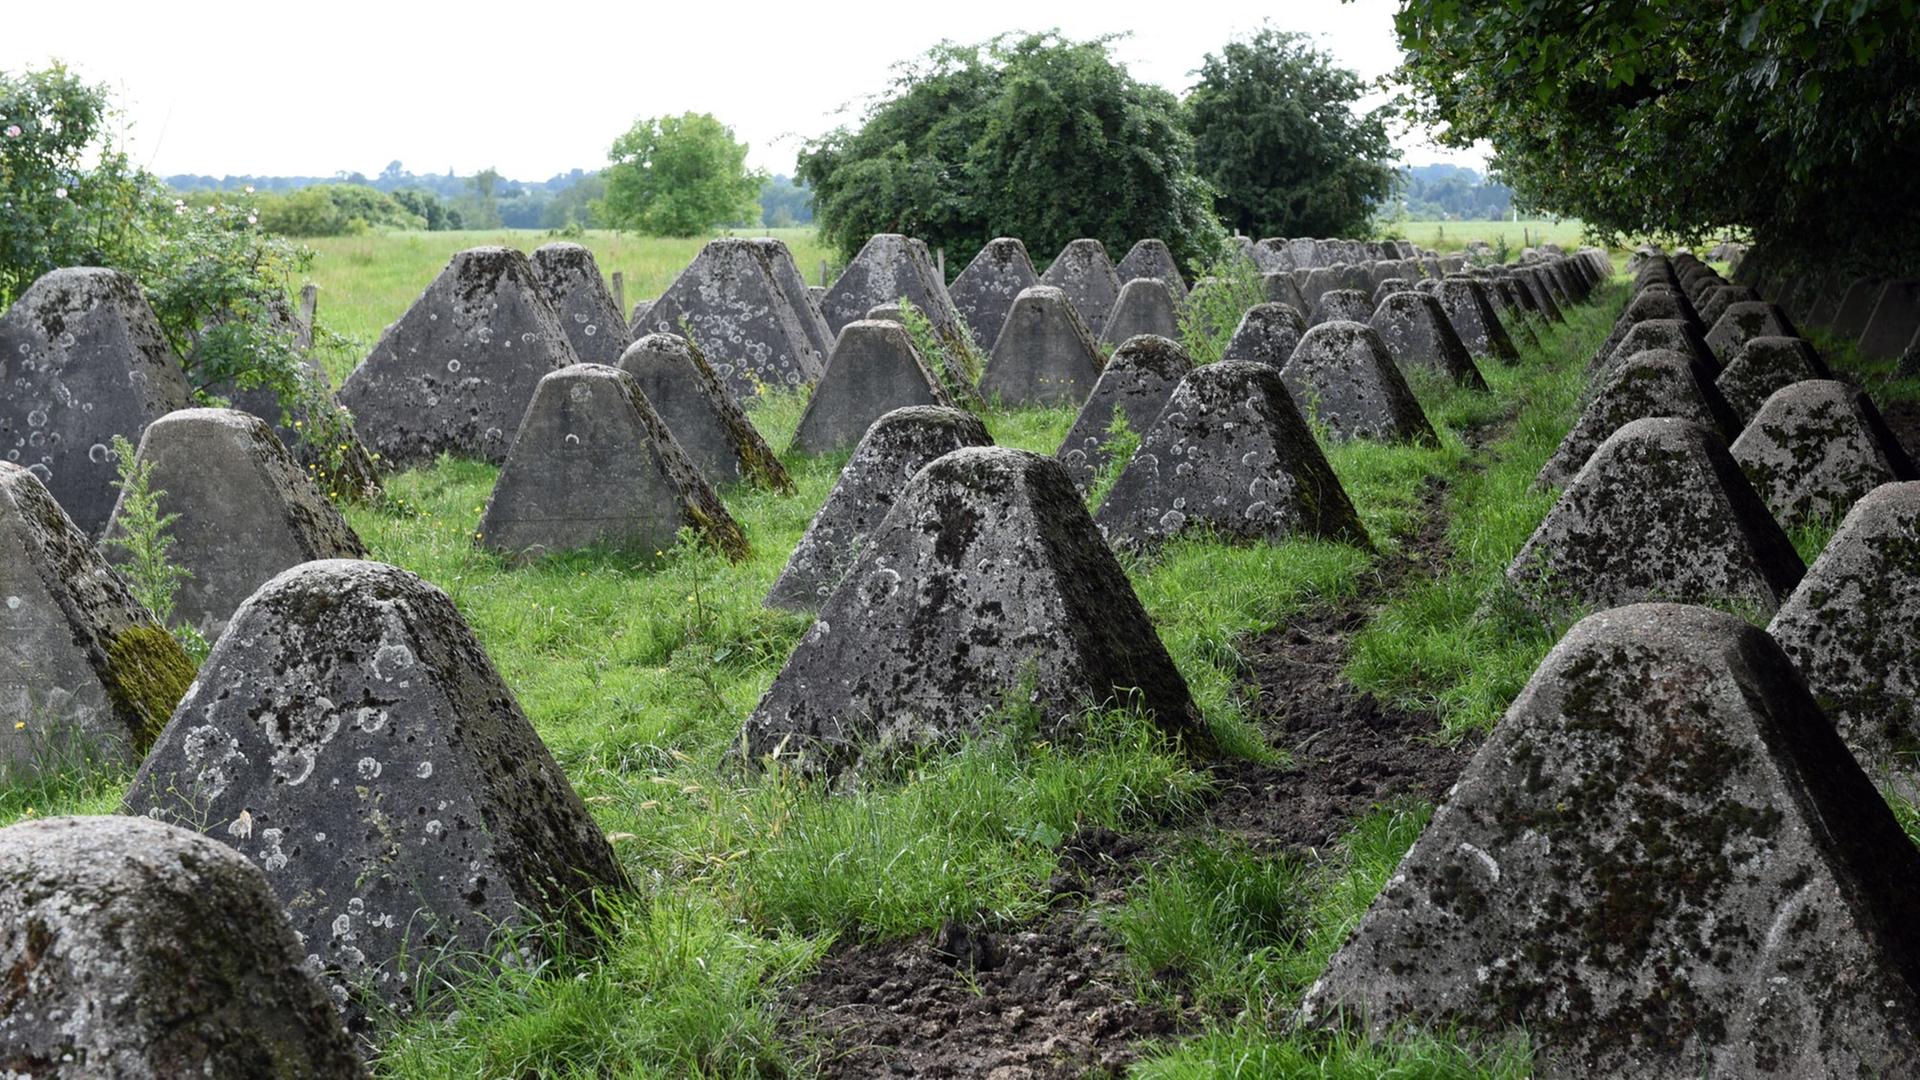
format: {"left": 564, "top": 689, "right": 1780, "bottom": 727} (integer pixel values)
{"left": 1392, "top": 0, "right": 1920, "bottom": 271}
{"left": 1185, "top": 27, "right": 1397, "bottom": 239}
{"left": 602, "top": 113, "right": 765, "bottom": 237}
{"left": 798, "top": 33, "right": 1225, "bottom": 274}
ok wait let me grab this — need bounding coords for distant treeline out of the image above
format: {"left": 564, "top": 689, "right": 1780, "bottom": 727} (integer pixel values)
{"left": 163, "top": 163, "right": 813, "bottom": 235}
{"left": 1387, "top": 163, "right": 1514, "bottom": 221}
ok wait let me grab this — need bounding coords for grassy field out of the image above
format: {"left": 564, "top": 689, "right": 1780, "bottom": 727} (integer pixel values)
{"left": 1391, "top": 218, "right": 1592, "bottom": 255}
{"left": 23, "top": 241, "right": 1890, "bottom": 1076}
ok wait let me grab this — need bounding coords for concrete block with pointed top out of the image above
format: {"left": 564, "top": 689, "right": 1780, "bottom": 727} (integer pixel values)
{"left": 1039, "top": 239, "right": 1122, "bottom": 330}
{"left": 950, "top": 238, "right": 1039, "bottom": 352}
{"left": 529, "top": 242, "right": 631, "bottom": 365}
{"left": 617, "top": 333, "right": 792, "bottom": 493}
{"left": 980, "top": 286, "right": 1102, "bottom": 408}
{"left": 1098, "top": 278, "right": 1181, "bottom": 345}
{"left": 1731, "top": 380, "right": 1916, "bottom": 529}
{"left": 1537, "top": 350, "right": 1736, "bottom": 489}
{"left": 1279, "top": 322, "right": 1438, "bottom": 445}
{"left": 635, "top": 238, "right": 827, "bottom": 397}
{"left": 1368, "top": 291, "right": 1486, "bottom": 389}
{"left": 1056, "top": 334, "right": 1192, "bottom": 494}
{"left": 1114, "top": 239, "right": 1187, "bottom": 302}
{"left": 791, "top": 321, "right": 955, "bottom": 455}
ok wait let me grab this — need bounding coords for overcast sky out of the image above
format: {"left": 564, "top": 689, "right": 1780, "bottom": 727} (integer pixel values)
{"left": 4, "top": 0, "right": 1485, "bottom": 182}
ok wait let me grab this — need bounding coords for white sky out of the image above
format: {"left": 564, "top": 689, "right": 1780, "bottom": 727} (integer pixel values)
{"left": 3, "top": 0, "right": 1486, "bottom": 182}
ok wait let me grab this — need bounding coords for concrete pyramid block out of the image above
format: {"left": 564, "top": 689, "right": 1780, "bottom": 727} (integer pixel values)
{"left": 1221, "top": 303, "right": 1306, "bottom": 368}
{"left": 951, "top": 237, "right": 1039, "bottom": 352}
{"left": 1114, "top": 239, "right": 1187, "bottom": 303}
{"left": 628, "top": 296, "right": 655, "bottom": 334}
{"left": 1262, "top": 271, "right": 1308, "bottom": 313}
{"left": 980, "top": 286, "right": 1102, "bottom": 408}
{"left": 1537, "top": 350, "right": 1737, "bottom": 489}
{"left": 1056, "top": 334, "right": 1193, "bottom": 494}
{"left": 126, "top": 559, "right": 626, "bottom": 1030}
{"left": 1368, "top": 291, "right": 1487, "bottom": 389}
{"left": 820, "top": 234, "right": 963, "bottom": 338}
{"left": 1859, "top": 280, "right": 1920, "bottom": 361}
{"left": 1716, "top": 335, "right": 1832, "bottom": 421}
{"left": 1040, "top": 239, "right": 1123, "bottom": 330}
{"left": 1731, "top": 380, "right": 1916, "bottom": 528}
{"left": 617, "top": 333, "right": 792, "bottom": 493}
{"left": 637, "top": 238, "right": 827, "bottom": 397}
{"left": 529, "top": 241, "right": 631, "bottom": 366}
{"left": 1279, "top": 322, "right": 1439, "bottom": 445}
{"left": 0, "top": 815, "right": 363, "bottom": 1076}
{"left": 1298, "top": 267, "right": 1344, "bottom": 314}
{"left": 102, "top": 408, "right": 367, "bottom": 642}
{"left": 1098, "top": 278, "right": 1181, "bottom": 345}
{"left": 791, "top": 321, "right": 956, "bottom": 455}
{"left": 1704, "top": 301, "right": 1798, "bottom": 362}
{"left": 0, "top": 267, "right": 194, "bottom": 534}
{"left": 1094, "top": 360, "right": 1368, "bottom": 551}
{"left": 0, "top": 461, "right": 194, "bottom": 780}
{"left": 751, "top": 236, "right": 837, "bottom": 361}
{"left": 1831, "top": 276, "right": 1885, "bottom": 339}
{"left": 1436, "top": 279, "right": 1519, "bottom": 361}
{"left": 1593, "top": 290, "right": 1703, "bottom": 377}
{"left": 1699, "top": 284, "right": 1761, "bottom": 328}
{"left": 1590, "top": 318, "right": 1717, "bottom": 392}
{"left": 1770, "top": 482, "right": 1920, "bottom": 779}
{"left": 767, "top": 406, "right": 992, "bottom": 612}
{"left": 1512, "top": 269, "right": 1564, "bottom": 323}
{"left": 477, "top": 364, "right": 747, "bottom": 564}
{"left": 1309, "top": 288, "right": 1374, "bottom": 327}
{"left": 1369, "top": 279, "right": 1411, "bottom": 306}
{"left": 1507, "top": 418, "right": 1803, "bottom": 621}
{"left": 338, "top": 247, "right": 576, "bottom": 469}
{"left": 1478, "top": 276, "right": 1541, "bottom": 350}
{"left": 1300, "top": 602, "right": 1920, "bottom": 1076}
{"left": 737, "top": 448, "right": 1206, "bottom": 774}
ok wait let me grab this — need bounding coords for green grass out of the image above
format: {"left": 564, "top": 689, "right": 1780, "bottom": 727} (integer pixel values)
{"left": 1390, "top": 218, "right": 1592, "bottom": 256}
{"left": 302, "top": 227, "right": 834, "bottom": 385}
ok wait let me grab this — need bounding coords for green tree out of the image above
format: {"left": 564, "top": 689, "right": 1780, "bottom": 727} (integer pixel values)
{"left": 1186, "top": 27, "right": 1396, "bottom": 239}
{"left": 457, "top": 167, "right": 504, "bottom": 229}
{"left": 1390, "top": 0, "right": 1920, "bottom": 270}
{"left": 798, "top": 33, "right": 1226, "bottom": 273}
{"left": 601, "top": 113, "right": 765, "bottom": 237}
{"left": 0, "top": 64, "right": 151, "bottom": 304}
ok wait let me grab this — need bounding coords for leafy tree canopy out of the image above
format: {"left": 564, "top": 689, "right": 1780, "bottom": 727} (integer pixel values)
{"left": 1186, "top": 27, "right": 1397, "bottom": 239}
{"left": 798, "top": 32, "right": 1226, "bottom": 275}
{"left": 1392, "top": 0, "right": 1920, "bottom": 269}
{"left": 601, "top": 113, "right": 765, "bottom": 237}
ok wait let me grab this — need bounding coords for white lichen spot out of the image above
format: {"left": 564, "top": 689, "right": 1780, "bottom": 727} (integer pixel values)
{"left": 226, "top": 809, "right": 253, "bottom": 840}
{"left": 1457, "top": 841, "right": 1501, "bottom": 882}
{"left": 357, "top": 756, "right": 382, "bottom": 780}
{"left": 415, "top": 761, "right": 433, "bottom": 779}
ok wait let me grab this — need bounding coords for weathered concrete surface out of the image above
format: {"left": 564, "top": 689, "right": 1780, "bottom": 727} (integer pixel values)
{"left": 1114, "top": 239, "right": 1187, "bottom": 303}
{"left": 1715, "top": 335, "right": 1832, "bottom": 421}
{"left": 102, "top": 408, "right": 367, "bottom": 643}
{"left": 1262, "top": 271, "right": 1308, "bottom": 314}
{"left": 1704, "top": 301, "right": 1798, "bottom": 363}
{"left": 751, "top": 236, "right": 837, "bottom": 360}
{"left": 1698, "top": 284, "right": 1761, "bottom": 329}
{"left": 125, "top": 559, "right": 626, "bottom": 1031}
{"left": 1368, "top": 291, "right": 1487, "bottom": 389}
{"left": 1098, "top": 278, "right": 1182, "bottom": 345}
{"left": 617, "top": 333, "right": 792, "bottom": 492}
{"left": 0, "top": 815, "right": 364, "bottom": 1077}
{"left": 1859, "top": 280, "right": 1920, "bottom": 361}
{"left": 339, "top": 247, "right": 576, "bottom": 469}
{"left": 821, "top": 234, "right": 965, "bottom": 340}
{"left": 768, "top": 406, "right": 993, "bottom": 612}
{"left": 1512, "top": 269, "right": 1564, "bottom": 323}
{"left": 1590, "top": 318, "right": 1718, "bottom": 393}
{"left": 628, "top": 296, "right": 655, "bottom": 335}
{"left": 636, "top": 238, "right": 828, "bottom": 397}
{"left": 0, "top": 461, "right": 194, "bottom": 780}
{"left": 738, "top": 448, "right": 1207, "bottom": 775}
{"left": 1056, "top": 335, "right": 1191, "bottom": 494}
{"left": 1309, "top": 288, "right": 1374, "bottom": 327}
{"left": 980, "top": 286, "right": 1103, "bottom": 408}
{"left": 1508, "top": 418, "right": 1803, "bottom": 622}
{"left": 1221, "top": 303, "right": 1307, "bottom": 368}
{"left": 1094, "top": 360, "right": 1368, "bottom": 551}
{"left": 950, "top": 238, "right": 1039, "bottom": 352}
{"left": 0, "top": 267, "right": 194, "bottom": 534}
{"left": 529, "top": 242, "right": 631, "bottom": 366}
{"left": 1300, "top": 602, "right": 1920, "bottom": 1078}
{"left": 791, "top": 321, "right": 955, "bottom": 455}
{"left": 1039, "top": 239, "right": 1123, "bottom": 331}
{"left": 477, "top": 365, "right": 747, "bottom": 564}
{"left": 1279, "top": 322, "right": 1439, "bottom": 445}
{"left": 1537, "top": 350, "right": 1736, "bottom": 489}
{"left": 1771, "top": 482, "right": 1920, "bottom": 782}
{"left": 1831, "top": 277, "right": 1885, "bottom": 340}
{"left": 1730, "top": 380, "right": 1916, "bottom": 529}
{"left": 1436, "top": 279, "right": 1519, "bottom": 361}
{"left": 1593, "top": 290, "right": 1703, "bottom": 379}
